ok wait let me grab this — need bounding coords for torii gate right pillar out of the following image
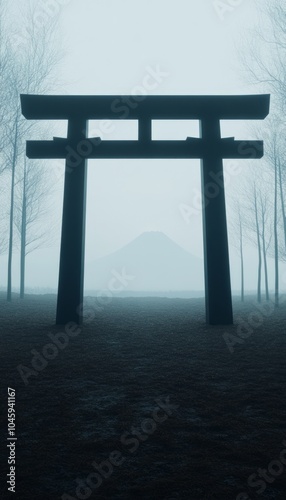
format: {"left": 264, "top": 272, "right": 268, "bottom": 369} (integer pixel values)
{"left": 200, "top": 118, "right": 233, "bottom": 325}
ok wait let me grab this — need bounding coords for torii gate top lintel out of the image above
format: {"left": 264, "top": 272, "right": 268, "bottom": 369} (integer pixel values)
{"left": 21, "top": 94, "right": 270, "bottom": 120}
{"left": 21, "top": 94, "right": 270, "bottom": 161}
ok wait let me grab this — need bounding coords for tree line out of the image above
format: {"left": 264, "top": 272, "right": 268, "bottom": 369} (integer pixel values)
{"left": 229, "top": 0, "right": 286, "bottom": 306}
{"left": 0, "top": 0, "right": 60, "bottom": 299}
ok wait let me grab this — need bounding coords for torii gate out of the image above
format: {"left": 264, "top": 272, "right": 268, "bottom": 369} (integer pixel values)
{"left": 21, "top": 94, "right": 270, "bottom": 326}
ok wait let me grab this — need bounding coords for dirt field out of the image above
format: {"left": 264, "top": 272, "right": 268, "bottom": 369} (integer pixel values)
{"left": 0, "top": 293, "right": 286, "bottom": 499}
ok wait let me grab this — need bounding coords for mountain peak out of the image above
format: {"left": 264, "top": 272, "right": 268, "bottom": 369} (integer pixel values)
{"left": 131, "top": 230, "right": 176, "bottom": 243}
{"left": 85, "top": 231, "right": 204, "bottom": 291}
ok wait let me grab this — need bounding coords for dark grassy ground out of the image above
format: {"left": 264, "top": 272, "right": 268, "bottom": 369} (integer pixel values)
{"left": 0, "top": 293, "right": 286, "bottom": 500}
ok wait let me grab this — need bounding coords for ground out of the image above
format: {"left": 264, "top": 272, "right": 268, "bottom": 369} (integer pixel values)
{"left": 0, "top": 293, "right": 286, "bottom": 499}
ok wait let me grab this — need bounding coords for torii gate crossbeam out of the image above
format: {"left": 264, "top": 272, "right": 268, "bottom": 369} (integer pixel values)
{"left": 21, "top": 94, "right": 270, "bottom": 326}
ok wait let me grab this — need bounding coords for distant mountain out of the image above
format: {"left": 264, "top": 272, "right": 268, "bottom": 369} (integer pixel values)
{"left": 84, "top": 231, "right": 204, "bottom": 292}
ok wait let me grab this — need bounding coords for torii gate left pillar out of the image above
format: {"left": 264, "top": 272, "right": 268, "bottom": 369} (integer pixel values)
{"left": 56, "top": 119, "right": 88, "bottom": 324}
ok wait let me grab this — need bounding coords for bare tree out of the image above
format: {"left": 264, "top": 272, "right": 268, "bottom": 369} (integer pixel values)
{"left": 274, "top": 154, "right": 279, "bottom": 306}
{"left": 278, "top": 152, "right": 286, "bottom": 253}
{"left": 263, "top": 119, "right": 286, "bottom": 263}
{"left": 0, "top": 0, "right": 11, "bottom": 162}
{"left": 1, "top": 1, "right": 61, "bottom": 300}
{"left": 240, "top": 1, "right": 286, "bottom": 109}
{"left": 14, "top": 157, "right": 56, "bottom": 298}
{"left": 229, "top": 198, "right": 245, "bottom": 302}
{"left": 5, "top": 105, "right": 21, "bottom": 301}
{"left": 232, "top": 169, "right": 273, "bottom": 303}
{"left": 245, "top": 117, "right": 285, "bottom": 306}
{"left": 0, "top": 177, "right": 9, "bottom": 256}
{"left": 238, "top": 0, "right": 286, "bottom": 305}
{"left": 258, "top": 188, "right": 272, "bottom": 301}
{"left": 263, "top": 119, "right": 286, "bottom": 306}
{"left": 254, "top": 185, "right": 263, "bottom": 303}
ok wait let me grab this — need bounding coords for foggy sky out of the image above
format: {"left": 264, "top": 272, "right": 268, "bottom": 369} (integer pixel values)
{"left": 2, "top": 0, "right": 286, "bottom": 292}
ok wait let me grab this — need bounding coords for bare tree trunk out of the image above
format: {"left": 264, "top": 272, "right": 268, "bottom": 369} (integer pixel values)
{"left": 254, "top": 192, "right": 262, "bottom": 303}
{"left": 278, "top": 158, "right": 286, "bottom": 252}
{"left": 20, "top": 158, "right": 27, "bottom": 299}
{"left": 240, "top": 219, "right": 244, "bottom": 302}
{"left": 261, "top": 229, "right": 269, "bottom": 301}
{"left": 7, "top": 123, "right": 18, "bottom": 301}
{"left": 274, "top": 158, "right": 279, "bottom": 307}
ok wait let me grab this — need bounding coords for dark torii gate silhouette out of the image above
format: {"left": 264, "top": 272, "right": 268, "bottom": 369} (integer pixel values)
{"left": 21, "top": 94, "right": 270, "bottom": 326}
